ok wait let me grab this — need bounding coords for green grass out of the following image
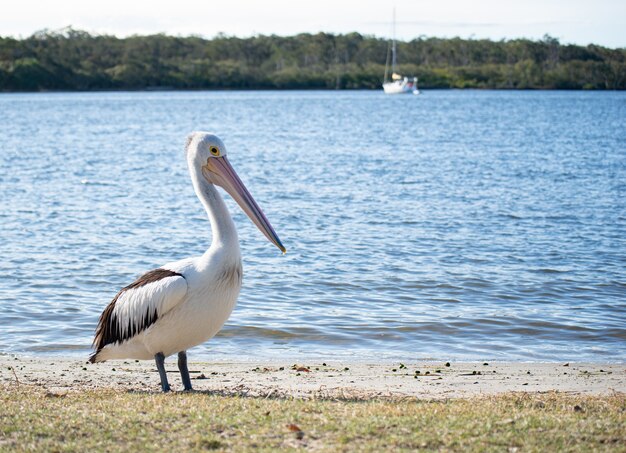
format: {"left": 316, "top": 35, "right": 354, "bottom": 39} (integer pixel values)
{"left": 1, "top": 385, "right": 624, "bottom": 452}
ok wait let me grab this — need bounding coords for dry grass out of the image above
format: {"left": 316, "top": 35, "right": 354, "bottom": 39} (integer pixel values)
{"left": 1, "top": 384, "right": 624, "bottom": 452}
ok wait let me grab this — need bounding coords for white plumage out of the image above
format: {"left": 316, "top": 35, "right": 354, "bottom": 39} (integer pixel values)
{"left": 90, "top": 132, "right": 285, "bottom": 391}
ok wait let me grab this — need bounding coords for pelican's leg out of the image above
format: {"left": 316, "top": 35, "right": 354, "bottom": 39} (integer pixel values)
{"left": 154, "top": 352, "right": 170, "bottom": 392}
{"left": 178, "top": 350, "right": 193, "bottom": 391}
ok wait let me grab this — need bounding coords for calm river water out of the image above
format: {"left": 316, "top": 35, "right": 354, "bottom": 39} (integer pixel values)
{"left": 1, "top": 90, "right": 625, "bottom": 362}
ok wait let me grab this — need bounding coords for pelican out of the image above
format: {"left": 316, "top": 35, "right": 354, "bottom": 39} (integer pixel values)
{"left": 89, "top": 132, "right": 285, "bottom": 392}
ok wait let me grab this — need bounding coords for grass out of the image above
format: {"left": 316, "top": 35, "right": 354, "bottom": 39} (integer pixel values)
{"left": 1, "top": 385, "right": 624, "bottom": 452}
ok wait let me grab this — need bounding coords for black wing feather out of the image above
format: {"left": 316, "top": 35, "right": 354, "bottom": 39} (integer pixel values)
{"left": 89, "top": 268, "right": 183, "bottom": 362}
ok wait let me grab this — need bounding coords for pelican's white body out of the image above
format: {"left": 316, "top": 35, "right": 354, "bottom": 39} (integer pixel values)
{"left": 95, "top": 249, "right": 242, "bottom": 361}
{"left": 93, "top": 133, "right": 246, "bottom": 362}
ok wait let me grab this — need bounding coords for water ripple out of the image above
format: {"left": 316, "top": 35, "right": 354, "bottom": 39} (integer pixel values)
{"left": 0, "top": 90, "right": 625, "bottom": 362}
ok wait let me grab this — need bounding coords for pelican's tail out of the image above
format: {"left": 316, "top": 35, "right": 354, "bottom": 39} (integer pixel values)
{"left": 88, "top": 350, "right": 105, "bottom": 363}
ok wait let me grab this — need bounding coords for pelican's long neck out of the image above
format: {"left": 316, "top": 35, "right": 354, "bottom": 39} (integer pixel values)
{"left": 190, "top": 165, "right": 240, "bottom": 254}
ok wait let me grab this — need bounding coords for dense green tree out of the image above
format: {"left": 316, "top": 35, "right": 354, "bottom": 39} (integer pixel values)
{"left": 0, "top": 28, "right": 624, "bottom": 91}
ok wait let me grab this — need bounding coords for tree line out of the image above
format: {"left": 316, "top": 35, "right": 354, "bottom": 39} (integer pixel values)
{"left": 0, "top": 28, "right": 624, "bottom": 91}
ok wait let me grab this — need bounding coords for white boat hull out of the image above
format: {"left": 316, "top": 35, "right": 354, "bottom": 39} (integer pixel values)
{"left": 383, "top": 80, "right": 418, "bottom": 95}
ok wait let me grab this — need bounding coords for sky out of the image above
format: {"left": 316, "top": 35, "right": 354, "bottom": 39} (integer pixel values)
{"left": 1, "top": 0, "right": 624, "bottom": 48}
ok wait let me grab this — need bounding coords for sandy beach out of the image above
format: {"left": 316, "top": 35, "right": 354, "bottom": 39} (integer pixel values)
{"left": 2, "top": 355, "right": 624, "bottom": 399}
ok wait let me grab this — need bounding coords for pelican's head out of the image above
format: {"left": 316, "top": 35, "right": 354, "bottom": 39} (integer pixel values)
{"left": 186, "top": 132, "right": 286, "bottom": 254}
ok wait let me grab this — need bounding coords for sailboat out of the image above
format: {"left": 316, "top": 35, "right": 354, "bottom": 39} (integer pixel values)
{"left": 382, "top": 10, "right": 420, "bottom": 95}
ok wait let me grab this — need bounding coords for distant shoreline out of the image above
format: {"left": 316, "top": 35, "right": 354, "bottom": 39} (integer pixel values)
{"left": 2, "top": 87, "right": 624, "bottom": 94}
{"left": 2, "top": 30, "right": 624, "bottom": 91}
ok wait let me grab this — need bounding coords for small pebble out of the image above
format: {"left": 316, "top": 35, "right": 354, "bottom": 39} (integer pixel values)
{"left": 445, "top": 362, "right": 451, "bottom": 367}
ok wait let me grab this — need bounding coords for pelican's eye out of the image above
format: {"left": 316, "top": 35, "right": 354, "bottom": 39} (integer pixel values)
{"left": 210, "top": 146, "right": 220, "bottom": 157}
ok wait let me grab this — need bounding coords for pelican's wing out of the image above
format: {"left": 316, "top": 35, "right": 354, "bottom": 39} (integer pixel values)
{"left": 90, "top": 268, "right": 187, "bottom": 361}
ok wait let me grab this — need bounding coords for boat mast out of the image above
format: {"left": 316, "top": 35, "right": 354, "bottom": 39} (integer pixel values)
{"left": 384, "top": 42, "right": 391, "bottom": 83}
{"left": 391, "top": 7, "right": 397, "bottom": 75}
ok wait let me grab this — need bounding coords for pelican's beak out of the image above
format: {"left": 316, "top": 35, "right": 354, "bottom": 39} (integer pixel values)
{"left": 203, "top": 156, "right": 286, "bottom": 253}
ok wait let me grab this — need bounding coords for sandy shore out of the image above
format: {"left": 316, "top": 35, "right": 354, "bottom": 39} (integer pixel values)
{"left": 1, "top": 355, "right": 624, "bottom": 399}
